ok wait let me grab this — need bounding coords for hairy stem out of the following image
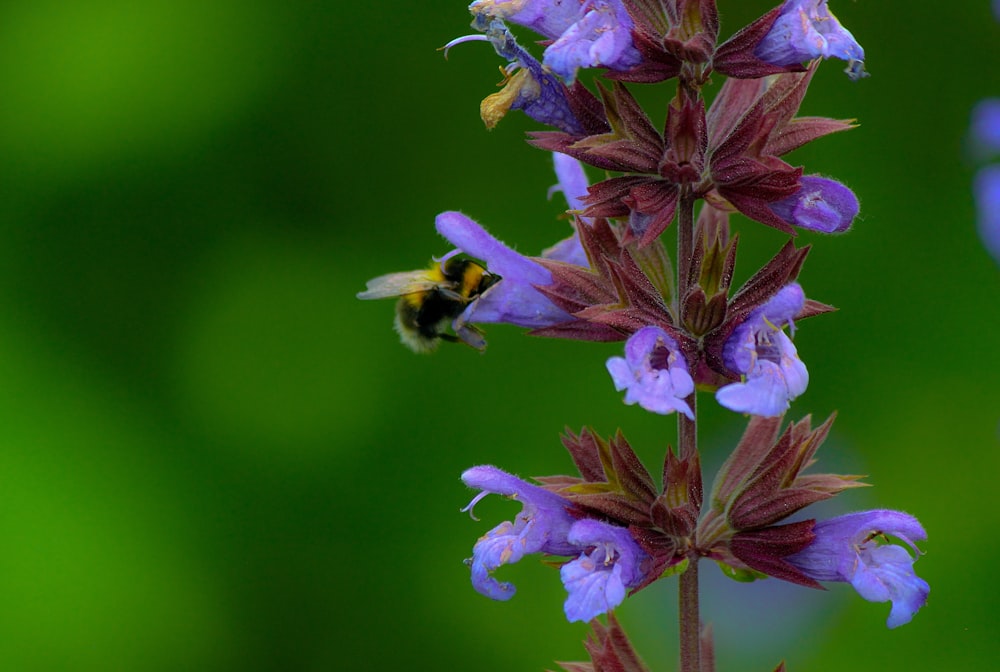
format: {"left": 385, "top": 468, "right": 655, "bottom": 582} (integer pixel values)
{"left": 677, "top": 186, "right": 696, "bottom": 306}
{"left": 679, "top": 556, "right": 701, "bottom": 672}
{"left": 677, "top": 185, "right": 700, "bottom": 672}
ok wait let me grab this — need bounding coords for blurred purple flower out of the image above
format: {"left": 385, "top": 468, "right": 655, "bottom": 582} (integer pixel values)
{"left": 607, "top": 326, "right": 695, "bottom": 419}
{"left": 560, "top": 519, "right": 648, "bottom": 622}
{"left": 755, "top": 0, "right": 867, "bottom": 80}
{"left": 970, "top": 98, "right": 1000, "bottom": 160}
{"left": 787, "top": 510, "right": 929, "bottom": 628}
{"left": 461, "top": 466, "right": 578, "bottom": 601}
{"left": 716, "top": 284, "right": 808, "bottom": 417}
{"left": 769, "top": 175, "right": 859, "bottom": 233}
{"left": 470, "top": 0, "right": 640, "bottom": 82}
{"left": 974, "top": 165, "right": 1000, "bottom": 264}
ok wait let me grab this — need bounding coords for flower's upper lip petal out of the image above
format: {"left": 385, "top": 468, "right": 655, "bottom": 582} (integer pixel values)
{"left": 551, "top": 153, "right": 589, "bottom": 213}
{"left": 436, "top": 212, "right": 551, "bottom": 284}
{"left": 624, "top": 326, "right": 669, "bottom": 364}
{"left": 812, "top": 509, "right": 928, "bottom": 549}
{"left": 760, "top": 283, "right": 805, "bottom": 325}
{"left": 437, "top": 211, "right": 573, "bottom": 327}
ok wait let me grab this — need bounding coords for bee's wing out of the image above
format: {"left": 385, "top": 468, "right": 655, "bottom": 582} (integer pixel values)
{"left": 357, "top": 270, "right": 438, "bottom": 300}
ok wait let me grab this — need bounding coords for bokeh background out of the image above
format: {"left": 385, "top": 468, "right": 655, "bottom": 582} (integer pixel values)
{"left": 0, "top": 1, "right": 995, "bottom": 670}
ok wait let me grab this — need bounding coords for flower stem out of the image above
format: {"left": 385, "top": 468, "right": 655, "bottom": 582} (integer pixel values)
{"left": 677, "top": 186, "right": 695, "bottom": 307}
{"left": 677, "top": 184, "right": 700, "bottom": 672}
{"left": 679, "top": 556, "right": 701, "bottom": 672}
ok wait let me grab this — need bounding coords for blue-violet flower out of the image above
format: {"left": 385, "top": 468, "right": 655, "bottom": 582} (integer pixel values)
{"left": 787, "top": 510, "right": 929, "bottom": 628}
{"left": 755, "top": 0, "right": 867, "bottom": 80}
{"left": 716, "top": 284, "right": 808, "bottom": 417}
{"left": 970, "top": 98, "right": 1000, "bottom": 160}
{"left": 974, "top": 165, "right": 1000, "bottom": 265}
{"left": 436, "top": 211, "right": 574, "bottom": 329}
{"left": 447, "top": 18, "right": 584, "bottom": 134}
{"left": 461, "top": 465, "right": 578, "bottom": 601}
{"left": 470, "top": 0, "right": 640, "bottom": 83}
{"left": 607, "top": 326, "right": 695, "bottom": 419}
{"left": 543, "top": 153, "right": 590, "bottom": 267}
{"left": 560, "top": 518, "right": 648, "bottom": 622}
{"left": 768, "top": 175, "right": 859, "bottom": 233}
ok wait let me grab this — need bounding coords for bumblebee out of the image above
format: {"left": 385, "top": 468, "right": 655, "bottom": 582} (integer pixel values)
{"left": 357, "top": 256, "right": 500, "bottom": 353}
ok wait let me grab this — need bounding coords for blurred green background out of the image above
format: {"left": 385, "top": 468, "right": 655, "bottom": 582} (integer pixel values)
{"left": 0, "top": 1, "right": 994, "bottom": 670}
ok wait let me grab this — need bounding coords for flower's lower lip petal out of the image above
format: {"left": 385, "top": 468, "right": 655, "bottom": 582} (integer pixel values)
{"left": 465, "top": 284, "right": 571, "bottom": 327}
{"left": 716, "top": 362, "right": 789, "bottom": 417}
{"left": 560, "top": 558, "right": 626, "bottom": 623}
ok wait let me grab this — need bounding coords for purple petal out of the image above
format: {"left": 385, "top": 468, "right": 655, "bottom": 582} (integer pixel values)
{"left": 559, "top": 519, "right": 646, "bottom": 622}
{"left": 787, "top": 510, "right": 929, "bottom": 628}
{"left": 541, "top": 154, "right": 590, "bottom": 267}
{"left": 970, "top": 98, "right": 1000, "bottom": 158}
{"left": 975, "top": 165, "right": 1000, "bottom": 265}
{"left": 470, "top": 0, "right": 584, "bottom": 41}
{"left": 542, "top": 2, "right": 641, "bottom": 83}
{"left": 717, "top": 285, "right": 808, "bottom": 417}
{"left": 470, "top": 17, "right": 584, "bottom": 134}
{"left": 436, "top": 211, "right": 572, "bottom": 328}
{"left": 755, "top": 0, "right": 866, "bottom": 78}
{"left": 768, "top": 176, "right": 859, "bottom": 233}
{"left": 461, "top": 465, "right": 578, "bottom": 601}
{"left": 606, "top": 327, "right": 694, "bottom": 419}
{"left": 551, "top": 152, "right": 589, "bottom": 213}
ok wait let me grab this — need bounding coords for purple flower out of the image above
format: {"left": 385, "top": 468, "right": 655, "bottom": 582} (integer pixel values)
{"left": 974, "top": 165, "right": 1000, "bottom": 265}
{"left": 755, "top": 1, "right": 867, "bottom": 80}
{"left": 716, "top": 284, "right": 808, "bottom": 417}
{"left": 436, "top": 211, "right": 573, "bottom": 329}
{"left": 549, "top": 151, "right": 589, "bottom": 214}
{"left": 787, "top": 510, "right": 929, "bottom": 628}
{"left": 970, "top": 98, "right": 1000, "bottom": 160}
{"left": 607, "top": 327, "right": 695, "bottom": 419}
{"left": 470, "top": 0, "right": 640, "bottom": 83}
{"left": 768, "top": 176, "right": 859, "bottom": 233}
{"left": 560, "top": 519, "right": 648, "bottom": 622}
{"left": 446, "top": 18, "right": 584, "bottom": 134}
{"left": 542, "top": 153, "right": 590, "bottom": 267}
{"left": 461, "top": 466, "right": 578, "bottom": 601}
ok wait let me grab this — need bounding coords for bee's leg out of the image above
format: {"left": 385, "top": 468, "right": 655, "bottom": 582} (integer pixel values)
{"left": 454, "top": 323, "right": 487, "bottom": 351}
{"left": 436, "top": 288, "right": 468, "bottom": 302}
{"left": 437, "top": 333, "right": 461, "bottom": 343}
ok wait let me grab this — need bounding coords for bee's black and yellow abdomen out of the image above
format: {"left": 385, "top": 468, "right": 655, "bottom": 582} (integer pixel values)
{"left": 387, "top": 257, "right": 500, "bottom": 353}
